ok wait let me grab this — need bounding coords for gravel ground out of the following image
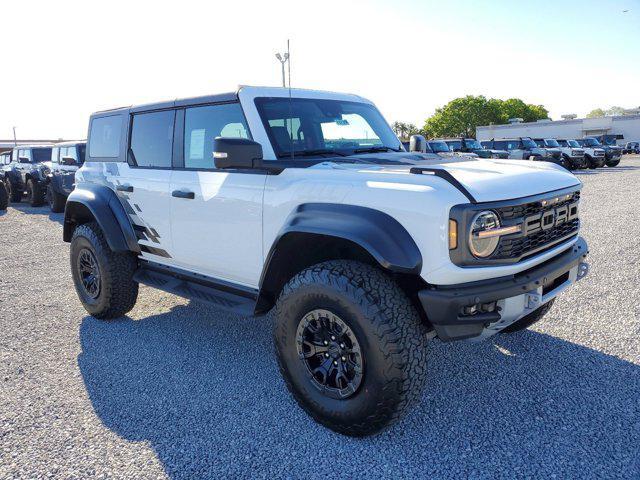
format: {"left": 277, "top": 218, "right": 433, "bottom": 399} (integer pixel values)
{"left": 1, "top": 157, "right": 639, "bottom": 479}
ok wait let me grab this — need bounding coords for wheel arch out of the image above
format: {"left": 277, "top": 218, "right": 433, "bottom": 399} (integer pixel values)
{"left": 63, "top": 183, "right": 139, "bottom": 253}
{"left": 255, "top": 203, "right": 423, "bottom": 314}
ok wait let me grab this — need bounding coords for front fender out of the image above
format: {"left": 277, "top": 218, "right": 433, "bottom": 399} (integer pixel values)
{"left": 63, "top": 183, "right": 139, "bottom": 253}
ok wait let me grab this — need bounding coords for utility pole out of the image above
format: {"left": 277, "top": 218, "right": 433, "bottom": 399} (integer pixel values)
{"left": 12, "top": 126, "right": 17, "bottom": 146}
{"left": 275, "top": 44, "right": 289, "bottom": 88}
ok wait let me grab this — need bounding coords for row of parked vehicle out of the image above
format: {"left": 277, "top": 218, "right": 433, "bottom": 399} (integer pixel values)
{"left": 0, "top": 141, "right": 86, "bottom": 211}
{"left": 403, "top": 135, "right": 626, "bottom": 170}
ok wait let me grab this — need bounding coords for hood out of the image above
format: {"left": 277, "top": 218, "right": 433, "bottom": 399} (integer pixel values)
{"left": 322, "top": 153, "right": 581, "bottom": 203}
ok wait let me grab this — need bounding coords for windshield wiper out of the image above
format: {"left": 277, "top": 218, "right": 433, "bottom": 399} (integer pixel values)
{"left": 277, "top": 149, "right": 347, "bottom": 158}
{"left": 352, "top": 146, "right": 402, "bottom": 154}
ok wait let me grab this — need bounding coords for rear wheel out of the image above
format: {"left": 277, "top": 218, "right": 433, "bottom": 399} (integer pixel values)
{"left": 70, "top": 222, "right": 139, "bottom": 319}
{"left": 274, "top": 260, "right": 428, "bottom": 436}
{"left": 26, "top": 179, "right": 45, "bottom": 207}
{"left": 500, "top": 299, "right": 555, "bottom": 334}
{"left": 47, "top": 185, "right": 66, "bottom": 213}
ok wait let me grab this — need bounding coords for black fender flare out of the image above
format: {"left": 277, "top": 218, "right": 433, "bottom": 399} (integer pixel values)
{"left": 255, "top": 203, "right": 423, "bottom": 313}
{"left": 63, "top": 183, "right": 139, "bottom": 253}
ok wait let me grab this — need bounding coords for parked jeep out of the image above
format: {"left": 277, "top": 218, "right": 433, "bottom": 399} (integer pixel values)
{"left": 575, "top": 138, "right": 607, "bottom": 168}
{"left": 623, "top": 141, "right": 639, "bottom": 154}
{"left": 591, "top": 136, "right": 622, "bottom": 167}
{"left": 533, "top": 138, "right": 581, "bottom": 169}
{"left": 47, "top": 141, "right": 86, "bottom": 212}
{"left": 428, "top": 140, "right": 477, "bottom": 158}
{"left": 554, "top": 139, "right": 587, "bottom": 169}
{"left": 64, "top": 87, "right": 589, "bottom": 436}
{"left": 4, "top": 145, "right": 53, "bottom": 206}
{"left": 441, "top": 138, "right": 509, "bottom": 159}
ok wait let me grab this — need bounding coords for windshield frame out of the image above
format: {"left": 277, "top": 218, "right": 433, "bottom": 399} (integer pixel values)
{"left": 583, "top": 138, "right": 601, "bottom": 147}
{"left": 567, "top": 140, "right": 580, "bottom": 148}
{"left": 254, "top": 97, "right": 402, "bottom": 160}
{"left": 544, "top": 139, "right": 560, "bottom": 148}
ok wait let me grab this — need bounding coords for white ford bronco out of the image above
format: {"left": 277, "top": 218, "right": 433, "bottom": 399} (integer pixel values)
{"left": 64, "top": 86, "right": 589, "bottom": 436}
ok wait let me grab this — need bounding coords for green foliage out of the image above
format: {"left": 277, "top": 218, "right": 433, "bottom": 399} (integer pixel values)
{"left": 391, "top": 121, "right": 420, "bottom": 140}
{"left": 422, "top": 96, "right": 549, "bottom": 139}
{"left": 587, "top": 106, "right": 625, "bottom": 118}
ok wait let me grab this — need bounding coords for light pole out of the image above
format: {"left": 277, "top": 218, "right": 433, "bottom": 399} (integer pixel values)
{"left": 275, "top": 51, "right": 289, "bottom": 87}
{"left": 12, "top": 126, "right": 17, "bottom": 146}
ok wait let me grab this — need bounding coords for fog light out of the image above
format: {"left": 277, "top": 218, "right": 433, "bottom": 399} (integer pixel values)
{"left": 462, "top": 305, "right": 478, "bottom": 316}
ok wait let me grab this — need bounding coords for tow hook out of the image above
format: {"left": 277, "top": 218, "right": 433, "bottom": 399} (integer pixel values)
{"left": 577, "top": 262, "right": 589, "bottom": 281}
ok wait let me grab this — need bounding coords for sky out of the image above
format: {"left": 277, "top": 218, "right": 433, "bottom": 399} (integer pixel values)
{"left": 0, "top": 0, "right": 638, "bottom": 139}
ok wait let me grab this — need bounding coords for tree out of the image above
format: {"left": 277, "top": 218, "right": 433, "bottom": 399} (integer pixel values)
{"left": 391, "top": 121, "right": 419, "bottom": 140}
{"left": 422, "top": 96, "right": 549, "bottom": 138}
{"left": 587, "top": 106, "right": 626, "bottom": 118}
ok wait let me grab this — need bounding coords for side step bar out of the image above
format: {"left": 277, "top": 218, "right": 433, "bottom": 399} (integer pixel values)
{"left": 133, "top": 263, "right": 257, "bottom": 317}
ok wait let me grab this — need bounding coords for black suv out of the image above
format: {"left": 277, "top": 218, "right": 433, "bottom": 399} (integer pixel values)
{"left": 441, "top": 138, "right": 509, "bottom": 159}
{"left": 3, "top": 145, "right": 53, "bottom": 206}
{"left": 47, "top": 141, "right": 86, "bottom": 212}
{"left": 623, "top": 141, "right": 639, "bottom": 154}
{"left": 593, "top": 135, "right": 622, "bottom": 166}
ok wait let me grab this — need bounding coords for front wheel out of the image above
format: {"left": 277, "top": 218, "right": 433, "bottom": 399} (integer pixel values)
{"left": 0, "top": 181, "right": 7, "bottom": 210}
{"left": 605, "top": 158, "right": 620, "bottom": 167}
{"left": 70, "top": 222, "right": 139, "bottom": 319}
{"left": 26, "top": 179, "right": 45, "bottom": 207}
{"left": 47, "top": 185, "right": 66, "bottom": 213}
{"left": 274, "top": 260, "right": 428, "bottom": 436}
{"left": 6, "top": 179, "right": 21, "bottom": 202}
{"left": 585, "top": 155, "right": 598, "bottom": 169}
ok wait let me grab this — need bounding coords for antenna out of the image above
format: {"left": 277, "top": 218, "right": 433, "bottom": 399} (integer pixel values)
{"left": 287, "top": 39, "right": 294, "bottom": 163}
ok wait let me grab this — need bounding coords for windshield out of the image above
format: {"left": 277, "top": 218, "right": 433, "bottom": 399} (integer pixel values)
{"left": 600, "top": 135, "right": 617, "bottom": 146}
{"left": 567, "top": 140, "right": 580, "bottom": 148}
{"left": 584, "top": 138, "right": 601, "bottom": 147}
{"left": 533, "top": 139, "right": 545, "bottom": 147}
{"left": 446, "top": 140, "right": 462, "bottom": 151}
{"left": 522, "top": 138, "right": 537, "bottom": 149}
{"left": 465, "top": 139, "right": 483, "bottom": 149}
{"left": 255, "top": 97, "right": 401, "bottom": 158}
{"left": 429, "top": 141, "right": 450, "bottom": 153}
{"left": 544, "top": 139, "right": 560, "bottom": 147}
{"left": 32, "top": 148, "right": 52, "bottom": 162}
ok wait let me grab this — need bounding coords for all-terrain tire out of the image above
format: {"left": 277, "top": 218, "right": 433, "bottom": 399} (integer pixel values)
{"left": 26, "top": 179, "right": 45, "bottom": 207}
{"left": 0, "top": 181, "right": 7, "bottom": 210}
{"left": 6, "top": 179, "right": 21, "bottom": 202}
{"left": 585, "top": 155, "right": 598, "bottom": 169}
{"left": 70, "top": 222, "right": 139, "bottom": 319}
{"left": 500, "top": 299, "right": 556, "bottom": 334}
{"left": 605, "top": 158, "right": 620, "bottom": 167}
{"left": 47, "top": 185, "right": 66, "bottom": 213}
{"left": 274, "top": 260, "right": 428, "bottom": 436}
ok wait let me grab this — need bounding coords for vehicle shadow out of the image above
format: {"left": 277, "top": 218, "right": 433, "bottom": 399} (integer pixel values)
{"left": 574, "top": 165, "right": 640, "bottom": 175}
{"left": 9, "top": 202, "right": 64, "bottom": 225}
{"left": 78, "top": 302, "right": 639, "bottom": 478}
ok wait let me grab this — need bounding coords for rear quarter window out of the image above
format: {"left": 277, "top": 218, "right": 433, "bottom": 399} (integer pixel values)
{"left": 89, "top": 115, "right": 123, "bottom": 159}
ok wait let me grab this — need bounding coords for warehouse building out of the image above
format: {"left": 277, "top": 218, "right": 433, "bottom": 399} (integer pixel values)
{"left": 476, "top": 114, "right": 640, "bottom": 146}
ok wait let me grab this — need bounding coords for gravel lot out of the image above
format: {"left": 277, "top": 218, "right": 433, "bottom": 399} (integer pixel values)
{"left": 1, "top": 157, "right": 639, "bottom": 479}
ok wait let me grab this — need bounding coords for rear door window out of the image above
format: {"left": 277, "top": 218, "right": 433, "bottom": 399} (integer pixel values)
{"left": 129, "top": 110, "right": 175, "bottom": 168}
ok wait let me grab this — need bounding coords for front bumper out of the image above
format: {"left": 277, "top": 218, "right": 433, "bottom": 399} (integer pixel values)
{"left": 419, "top": 236, "right": 589, "bottom": 342}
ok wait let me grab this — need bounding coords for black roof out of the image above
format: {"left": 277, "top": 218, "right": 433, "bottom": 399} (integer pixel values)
{"left": 94, "top": 92, "right": 238, "bottom": 116}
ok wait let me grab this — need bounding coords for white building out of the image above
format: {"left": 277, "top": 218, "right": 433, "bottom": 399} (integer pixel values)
{"left": 476, "top": 114, "right": 640, "bottom": 145}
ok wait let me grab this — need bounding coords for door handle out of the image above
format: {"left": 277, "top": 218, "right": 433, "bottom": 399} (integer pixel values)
{"left": 172, "top": 190, "right": 195, "bottom": 199}
{"left": 117, "top": 184, "right": 134, "bottom": 192}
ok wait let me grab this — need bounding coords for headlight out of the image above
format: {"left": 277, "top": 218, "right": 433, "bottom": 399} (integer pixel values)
{"left": 469, "top": 211, "right": 501, "bottom": 258}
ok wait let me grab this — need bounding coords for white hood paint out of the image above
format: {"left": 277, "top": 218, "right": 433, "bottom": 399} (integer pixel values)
{"left": 321, "top": 157, "right": 581, "bottom": 203}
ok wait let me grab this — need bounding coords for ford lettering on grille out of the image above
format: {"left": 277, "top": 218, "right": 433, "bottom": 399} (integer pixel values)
{"left": 523, "top": 202, "right": 579, "bottom": 236}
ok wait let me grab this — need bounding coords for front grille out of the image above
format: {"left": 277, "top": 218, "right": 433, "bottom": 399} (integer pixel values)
{"left": 492, "top": 190, "right": 580, "bottom": 260}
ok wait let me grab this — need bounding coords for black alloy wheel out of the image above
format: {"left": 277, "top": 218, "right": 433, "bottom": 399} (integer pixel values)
{"left": 77, "top": 248, "right": 101, "bottom": 299}
{"left": 296, "top": 309, "right": 363, "bottom": 399}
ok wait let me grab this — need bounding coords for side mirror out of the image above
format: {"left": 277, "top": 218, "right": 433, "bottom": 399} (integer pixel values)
{"left": 409, "top": 135, "right": 428, "bottom": 153}
{"left": 19, "top": 156, "right": 30, "bottom": 164}
{"left": 213, "top": 137, "right": 263, "bottom": 169}
{"left": 61, "top": 156, "right": 77, "bottom": 166}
